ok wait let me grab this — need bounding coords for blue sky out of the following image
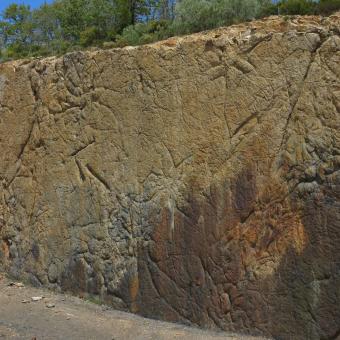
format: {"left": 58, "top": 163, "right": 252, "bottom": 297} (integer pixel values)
{"left": 0, "top": 0, "right": 51, "bottom": 12}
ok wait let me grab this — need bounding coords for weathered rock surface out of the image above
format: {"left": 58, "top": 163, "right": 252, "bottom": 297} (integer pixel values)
{"left": 0, "top": 14, "right": 339, "bottom": 340}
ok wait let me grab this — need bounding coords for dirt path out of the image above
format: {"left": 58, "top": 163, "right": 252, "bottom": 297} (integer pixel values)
{"left": 0, "top": 274, "right": 267, "bottom": 340}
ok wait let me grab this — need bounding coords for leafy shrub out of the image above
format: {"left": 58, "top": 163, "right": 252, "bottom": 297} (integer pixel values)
{"left": 80, "top": 26, "right": 101, "bottom": 46}
{"left": 259, "top": 3, "right": 279, "bottom": 16}
{"left": 172, "top": 0, "right": 264, "bottom": 35}
{"left": 114, "top": 20, "right": 171, "bottom": 47}
{"left": 318, "top": 0, "right": 340, "bottom": 14}
{"left": 278, "top": 0, "right": 317, "bottom": 15}
{"left": 118, "top": 25, "right": 141, "bottom": 45}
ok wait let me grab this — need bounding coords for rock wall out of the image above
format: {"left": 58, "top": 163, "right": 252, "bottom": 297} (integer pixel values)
{"left": 0, "top": 14, "right": 339, "bottom": 339}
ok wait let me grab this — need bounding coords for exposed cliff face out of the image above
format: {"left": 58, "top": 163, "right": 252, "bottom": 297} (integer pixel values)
{"left": 0, "top": 14, "right": 339, "bottom": 339}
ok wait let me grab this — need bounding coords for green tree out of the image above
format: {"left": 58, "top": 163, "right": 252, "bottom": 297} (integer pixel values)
{"left": 113, "top": 0, "right": 141, "bottom": 28}
{"left": 33, "top": 3, "right": 61, "bottom": 46}
{"left": 0, "top": 4, "right": 36, "bottom": 58}
{"left": 54, "top": 0, "right": 88, "bottom": 41}
{"left": 2, "top": 4, "right": 34, "bottom": 44}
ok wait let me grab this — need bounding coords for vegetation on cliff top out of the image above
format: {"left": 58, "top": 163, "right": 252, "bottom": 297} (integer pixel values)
{"left": 0, "top": 0, "right": 339, "bottom": 61}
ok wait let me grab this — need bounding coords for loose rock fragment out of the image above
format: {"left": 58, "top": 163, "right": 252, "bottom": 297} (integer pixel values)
{"left": 8, "top": 282, "right": 24, "bottom": 288}
{"left": 31, "top": 297, "right": 43, "bottom": 302}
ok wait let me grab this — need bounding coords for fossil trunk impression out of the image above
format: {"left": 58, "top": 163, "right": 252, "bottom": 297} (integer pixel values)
{"left": 0, "top": 14, "right": 339, "bottom": 339}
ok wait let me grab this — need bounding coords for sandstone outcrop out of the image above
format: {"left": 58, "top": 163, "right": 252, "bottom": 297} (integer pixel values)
{"left": 0, "top": 14, "right": 339, "bottom": 339}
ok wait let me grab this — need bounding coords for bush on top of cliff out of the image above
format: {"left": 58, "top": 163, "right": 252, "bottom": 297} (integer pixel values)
{"left": 318, "top": 0, "right": 340, "bottom": 14}
{"left": 171, "top": 0, "right": 264, "bottom": 34}
{"left": 267, "top": 0, "right": 340, "bottom": 15}
{"left": 103, "top": 0, "right": 268, "bottom": 47}
{"left": 278, "top": 0, "right": 317, "bottom": 15}
{"left": 0, "top": 0, "right": 339, "bottom": 61}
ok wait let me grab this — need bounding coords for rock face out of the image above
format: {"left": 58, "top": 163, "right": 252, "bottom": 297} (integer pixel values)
{"left": 0, "top": 14, "right": 339, "bottom": 340}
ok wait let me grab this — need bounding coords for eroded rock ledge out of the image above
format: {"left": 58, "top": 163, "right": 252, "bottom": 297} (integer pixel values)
{"left": 0, "top": 13, "right": 339, "bottom": 339}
